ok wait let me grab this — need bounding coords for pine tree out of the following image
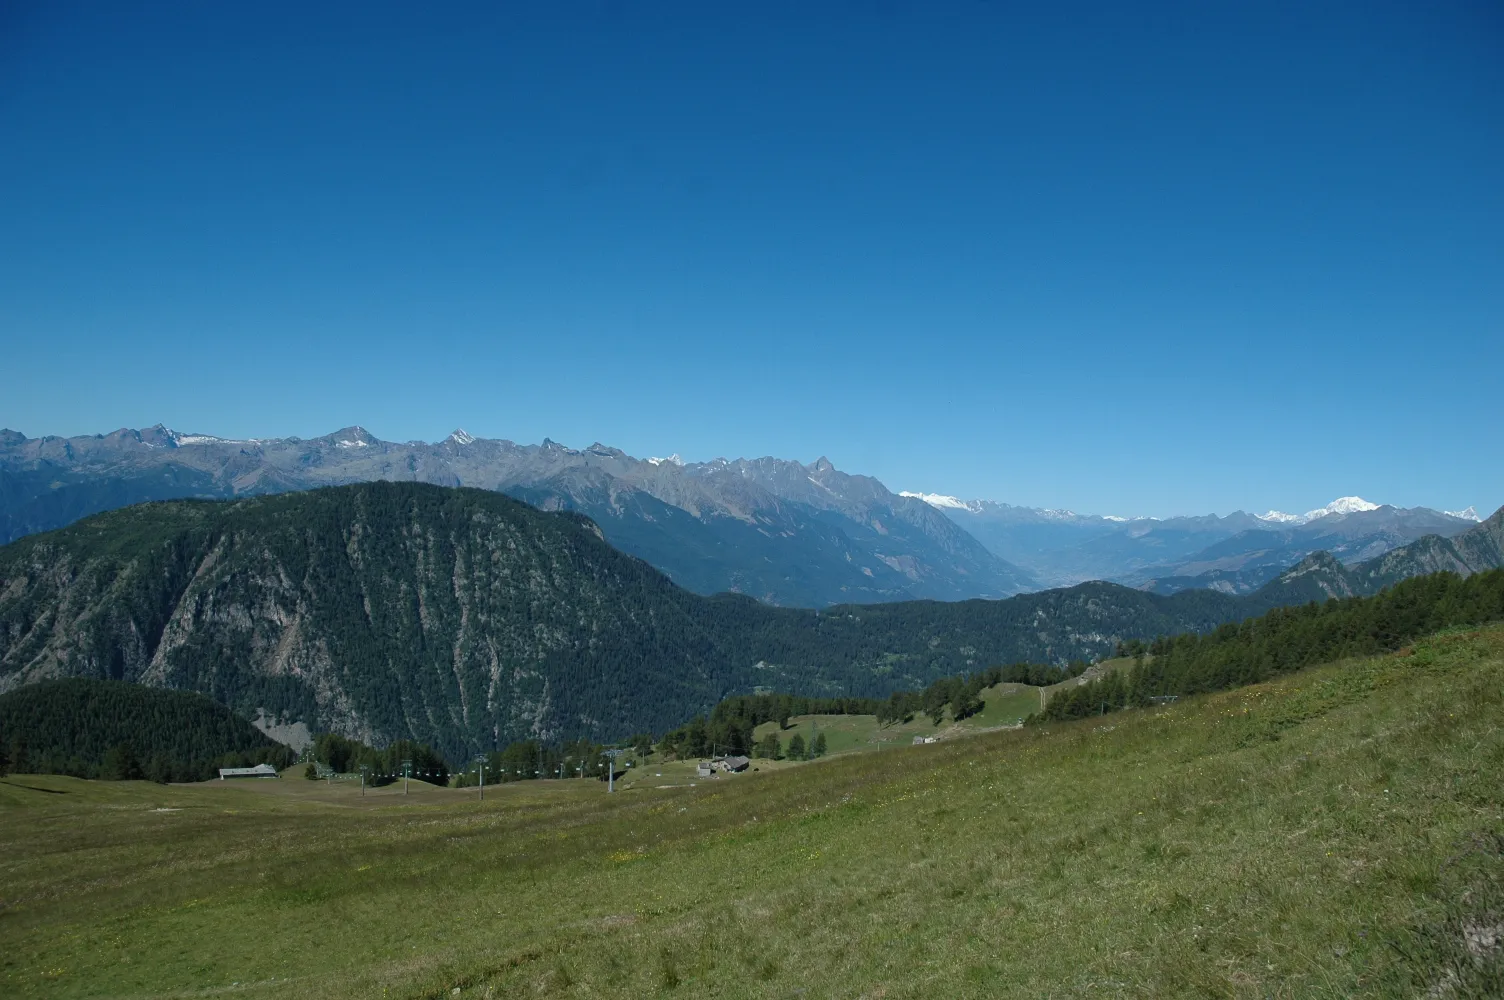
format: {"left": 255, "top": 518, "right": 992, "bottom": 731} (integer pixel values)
{"left": 812, "top": 732, "right": 827, "bottom": 758}
{"left": 146, "top": 754, "right": 172, "bottom": 784}
{"left": 787, "top": 733, "right": 806, "bottom": 761}
{"left": 101, "top": 743, "right": 143, "bottom": 781}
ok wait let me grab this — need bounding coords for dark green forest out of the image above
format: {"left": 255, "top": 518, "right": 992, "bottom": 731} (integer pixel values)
{"left": 1040, "top": 568, "right": 1504, "bottom": 721}
{"left": 0, "top": 678, "right": 293, "bottom": 781}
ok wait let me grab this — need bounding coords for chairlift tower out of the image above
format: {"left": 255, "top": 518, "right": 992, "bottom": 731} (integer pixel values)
{"left": 601, "top": 748, "right": 625, "bottom": 792}
{"left": 474, "top": 755, "right": 488, "bottom": 802}
{"left": 401, "top": 758, "right": 413, "bottom": 795}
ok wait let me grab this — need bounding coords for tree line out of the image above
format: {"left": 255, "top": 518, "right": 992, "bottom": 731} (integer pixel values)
{"left": 307, "top": 732, "right": 450, "bottom": 785}
{"left": 449, "top": 737, "right": 613, "bottom": 786}
{"left": 1039, "top": 568, "right": 1504, "bottom": 722}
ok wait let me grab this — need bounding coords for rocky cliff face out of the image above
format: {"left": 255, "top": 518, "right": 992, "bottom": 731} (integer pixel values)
{"left": 0, "top": 484, "right": 740, "bottom": 759}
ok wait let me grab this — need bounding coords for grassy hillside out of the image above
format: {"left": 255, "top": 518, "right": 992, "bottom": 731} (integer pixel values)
{"left": 3, "top": 626, "right": 1501, "bottom": 998}
{"left": 739, "top": 681, "right": 1043, "bottom": 760}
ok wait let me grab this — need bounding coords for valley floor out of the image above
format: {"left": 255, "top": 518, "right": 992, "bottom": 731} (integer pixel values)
{"left": 3, "top": 629, "right": 1503, "bottom": 998}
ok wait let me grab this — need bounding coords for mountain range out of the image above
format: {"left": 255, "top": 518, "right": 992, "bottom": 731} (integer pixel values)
{"left": 1258, "top": 504, "right": 1504, "bottom": 605}
{"left": 0, "top": 426, "right": 1033, "bottom": 608}
{"left": 0, "top": 425, "right": 1490, "bottom": 608}
{"left": 903, "top": 492, "right": 1482, "bottom": 594}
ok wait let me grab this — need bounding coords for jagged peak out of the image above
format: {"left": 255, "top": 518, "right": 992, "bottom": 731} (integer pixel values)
{"left": 448, "top": 428, "right": 476, "bottom": 446}
{"left": 324, "top": 425, "right": 376, "bottom": 449}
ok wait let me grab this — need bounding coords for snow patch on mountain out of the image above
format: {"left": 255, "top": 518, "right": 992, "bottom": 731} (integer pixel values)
{"left": 167, "top": 430, "right": 253, "bottom": 447}
{"left": 1446, "top": 506, "right": 1481, "bottom": 521}
{"left": 899, "top": 491, "right": 975, "bottom": 511}
{"left": 1256, "top": 510, "right": 1305, "bottom": 523}
{"left": 648, "top": 453, "right": 684, "bottom": 467}
{"left": 448, "top": 429, "right": 476, "bottom": 446}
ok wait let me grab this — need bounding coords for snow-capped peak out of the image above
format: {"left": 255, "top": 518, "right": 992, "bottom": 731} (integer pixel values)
{"left": 647, "top": 453, "right": 683, "bottom": 467}
{"left": 1255, "top": 497, "right": 1381, "bottom": 525}
{"left": 447, "top": 428, "right": 476, "bottom": 445}
{"left": 1304, "top": 496, "right": 1380, "bottom": 520}
{"left": 899, "top": 491, "right": 974, "bottom": 511}
{"left": 1445, "top": 506, "right": 1481, "bottom": 522}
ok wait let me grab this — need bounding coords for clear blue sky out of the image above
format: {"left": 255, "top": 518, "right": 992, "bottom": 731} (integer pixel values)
{"left": 2, "top": 2, "right": 1499, "bottom": 517}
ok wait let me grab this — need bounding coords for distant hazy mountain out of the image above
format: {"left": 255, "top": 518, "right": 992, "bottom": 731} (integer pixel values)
{"left": 1134, "top": 503, "right": 1481, "bottom": 596}
{"left": 1256, "top": 505, "right": 1504, "bottom": 605}
{"left": 0, "top": 426, "right": 1034, "bottom": 607}
{"left": 905, "top": 491, "right": 1482, "bottom": 593}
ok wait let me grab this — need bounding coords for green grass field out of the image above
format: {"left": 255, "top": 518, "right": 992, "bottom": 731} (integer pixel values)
{"left": 4, "top": 628, "right": 1502, "bottom": 998}
{"left": 746, "top": 680, "right": 1043, "bottom": 761}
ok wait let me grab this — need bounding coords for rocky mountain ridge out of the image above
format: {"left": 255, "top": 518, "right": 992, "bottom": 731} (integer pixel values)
{"left": 0, "top": 426, "right": 1034, "bottom": 608}
{"left": 3, "top": 424, "right": 1486, "bottom": 606}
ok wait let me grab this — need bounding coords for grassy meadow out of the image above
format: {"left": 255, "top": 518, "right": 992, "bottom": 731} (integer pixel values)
{"left": 3, "top": 628, "right": 1503, "bottom": 998}
{"left": 745, "top": 680, "right": 1044, "bottom": 760}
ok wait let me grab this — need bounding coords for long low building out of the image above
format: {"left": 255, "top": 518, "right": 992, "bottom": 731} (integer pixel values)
{"left": 218, "top": 763, "right": 280, "bottom": 779}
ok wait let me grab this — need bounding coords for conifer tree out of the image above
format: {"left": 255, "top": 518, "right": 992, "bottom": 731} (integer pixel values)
{"left": 101, "top": 743, "right": 142, "bottom": 781}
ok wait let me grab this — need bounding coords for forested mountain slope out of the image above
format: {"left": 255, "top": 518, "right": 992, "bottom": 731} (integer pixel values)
{"left": 0, "top": 483, "right": 1242, "bottom": 760}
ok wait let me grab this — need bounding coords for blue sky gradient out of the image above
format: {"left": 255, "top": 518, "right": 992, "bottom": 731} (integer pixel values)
{"left": 2, "top": 2, "right": 1500, "bottom": 517}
